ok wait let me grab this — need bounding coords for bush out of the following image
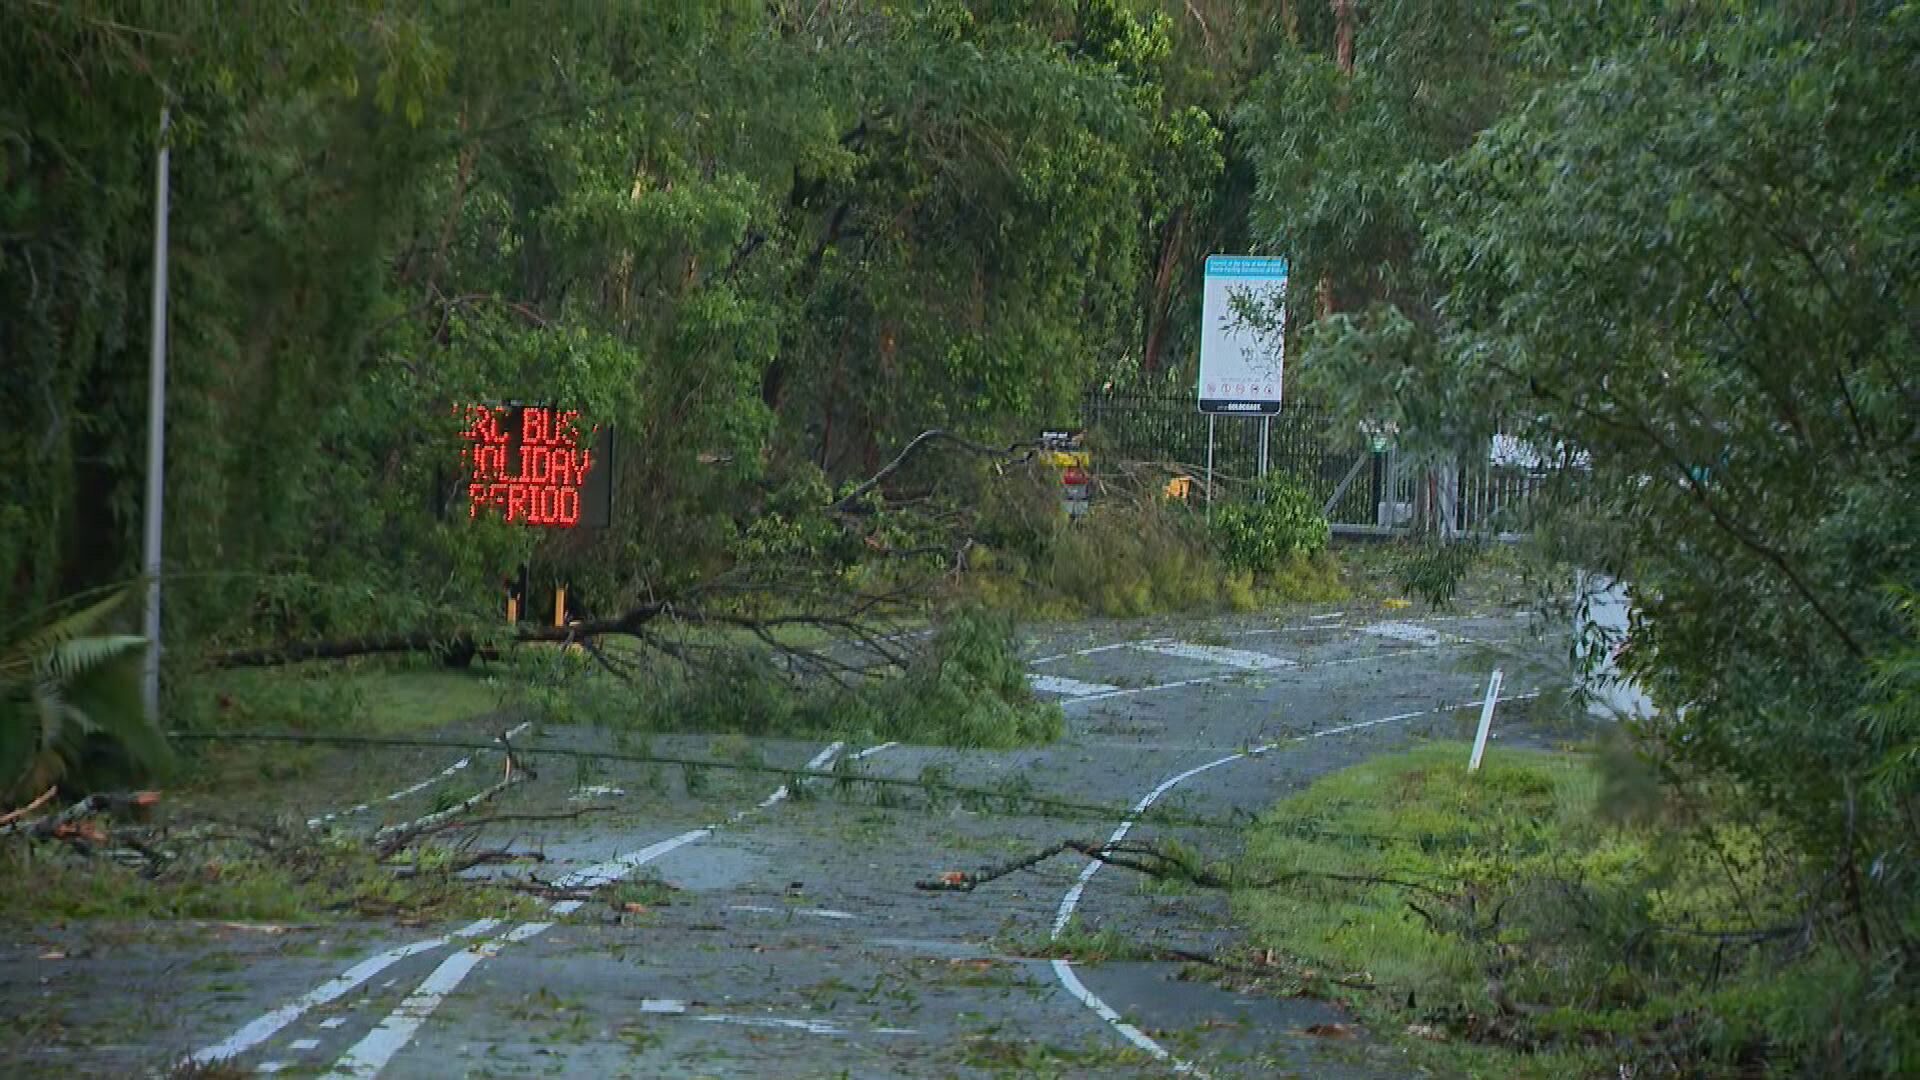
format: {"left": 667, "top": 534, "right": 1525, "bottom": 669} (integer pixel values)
{"left": 964, "top": 482, "right": 1344, "bottom": 618}
{"left": 866, "top": 607, "right": 1063, "bottom": 748}
{"left": 1209, "top": 475, "right": 1330, "bottom": 573}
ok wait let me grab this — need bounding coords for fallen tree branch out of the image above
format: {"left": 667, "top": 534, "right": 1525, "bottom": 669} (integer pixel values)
{"left": 374, "top": 745, "right": 529, "bottom": 855}
{"left": 918, "top": 838, "right": 1461, "bottom": 902}
{"left": 0, "top": 786, "right": 57, "bottom": 830}
{"left": 829, "top": 429, "right": 1036, "bottom": 512}
{"left": 1, "top": 791, "right": 163, "bottom": 840}
{"left": 383, "top": 802, "right": 622, "bottom": 848}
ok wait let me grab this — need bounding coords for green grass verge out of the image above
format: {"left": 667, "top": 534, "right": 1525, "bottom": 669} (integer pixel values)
{"left": 1234, "top": 743, "right": 1919, "bottom": 1078}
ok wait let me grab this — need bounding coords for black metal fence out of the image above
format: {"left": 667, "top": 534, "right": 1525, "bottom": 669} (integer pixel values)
{"left": 1079, "top": 392, "right": 1379, "bottom": 523}
{"left": 1078, "top": 391, "right": 1549, "bottom": 536}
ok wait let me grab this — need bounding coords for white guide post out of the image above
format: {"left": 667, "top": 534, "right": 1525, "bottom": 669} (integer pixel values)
{"left": 1469, "top": 669, "right": 1503, "bottom": 772}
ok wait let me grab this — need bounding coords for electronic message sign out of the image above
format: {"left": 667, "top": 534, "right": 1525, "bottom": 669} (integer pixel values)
{"left": 457, "top": 404, "right": 613, "bottom": 529}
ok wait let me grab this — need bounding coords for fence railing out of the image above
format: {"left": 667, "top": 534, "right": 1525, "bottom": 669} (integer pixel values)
{"left": 1078, "top": 391, "right": 1551, "bottom": 538}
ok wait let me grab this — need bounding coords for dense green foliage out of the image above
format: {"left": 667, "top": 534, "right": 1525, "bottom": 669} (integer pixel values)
{"left": 3, "top": 1, "right": 1242, "bottom": 646}
{"left": 1208, "top": 474, "right": 1329, "bottom": 572}
{"left": 1237, "top": 1, "right": 1917, "bottom": 1071}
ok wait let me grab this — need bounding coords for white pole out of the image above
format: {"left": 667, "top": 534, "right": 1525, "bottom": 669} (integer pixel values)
{"left": 1468, "top": 668, "right": 1503, "bottom": 772}
{"left": 1204, "top": 413, "right": 1215, "bottom": 523}
{"left": 142, "top": 106, "right": 171, "bottom": 722}
{"left": 1258, "top": 415, "right": 1270, "bottom": 478}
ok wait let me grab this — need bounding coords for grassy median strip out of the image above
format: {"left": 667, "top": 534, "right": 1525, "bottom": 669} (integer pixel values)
{"left": 1233, "top": 742, "right": 1918, "bottom": 1078}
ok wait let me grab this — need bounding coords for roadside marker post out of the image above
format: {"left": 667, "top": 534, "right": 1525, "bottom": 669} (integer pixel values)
{"left": 1469, "top": 669, "right": 1503, "bottom": 772}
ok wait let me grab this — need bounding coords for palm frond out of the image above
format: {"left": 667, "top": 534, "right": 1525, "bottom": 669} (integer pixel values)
{"left": 11, "top": 589, "right": 132, "bottom": 660}
{"left": 39, "top": 634, "right": 147, "bottom": 684}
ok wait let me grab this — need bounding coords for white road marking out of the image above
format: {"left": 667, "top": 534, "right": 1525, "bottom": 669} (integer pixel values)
{"left": 319, "top": 1018, "right": 346, "bottom": 1030}
{"left": 316, "top": 741, "right": 853, "bottom": 1078}
{"left": 323, "top": 921, "right": 551, "bottom": 1079}
{"left": 639, "top": 999, "right": 687, "bottom": 1014}
{"left": 1361, "top": 622, "right": 1452, "bottom": 647}
{"left": 696, "top": 1014, "right": 918, "bottom": 1037}
{"left": 1060, "top": 675, "right": 1231, "bottom": 707}
{"left": 1028, "top": 674, "right": 1123, "bottom": 698}
{"left": 1052, "top": 959, "right": 1200, "bottom": 1073}
{"left": 569, "top": 784, "right": 626, "bottom": 800}
{"left": 798, "top": 907, "right": 856, "bottom": 920}
{"left": 256, "top": 1063, "right": 287, "bottom": 1075}
{"left": 1131, "top": 642, "right": 1292, "bottom": 670}
{"left": 289, "top": 1038, "right": 319, "bottom": 1051}
{"left": 725, "top": 904, "right": 857, "bottom": 921}
{"left": 1030, "top": 639, "right": 1170, "bottom": 665}
{"left": 701, "top": 1015, "right": 846, "bottom": 1035}
{"left": 1048, "top": 683, "right": 1544, "bottom": 1072}
{"left": 187, "top": 919, "right": 500, "bottom": 1066}
{"left": 307, "top": 722, "right": 532, "bottom": 828}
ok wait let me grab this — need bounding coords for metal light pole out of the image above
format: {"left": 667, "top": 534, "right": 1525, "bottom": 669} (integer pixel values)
{"left": 142, "top": 106, "right": 171, "bottom": 721}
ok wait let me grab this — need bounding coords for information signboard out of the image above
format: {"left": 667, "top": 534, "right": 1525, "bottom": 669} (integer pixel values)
{"left": 457, "top": 403, "right": 613, "bottom": 529}
{"left": 1198, "top": 255, "right": 1288, "bottom": 415}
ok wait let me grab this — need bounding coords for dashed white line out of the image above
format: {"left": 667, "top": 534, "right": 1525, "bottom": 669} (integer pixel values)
{"left": 1060, "top": 675, "right": 1232, "bottom": 707}
{"left": 1028, "top": 674, "right": 1123, "bottom": 698}
{"left": 307, "top": 721, "right": 532, "bottom": 829}
{"left": 701, "top": 1015, "right": 847, "bottom": 1036}
{"left": 1130, "top": 642, "right": 1293, "bottom": 670}
{"left": 316, "top": 740, "right": 852, "bottom": 1078}
{"left": 1360, "top": 622, "right": 1452, "bottom": 647}
{"left": 289, "top": 1038, "right": 320, "bottom": 1051}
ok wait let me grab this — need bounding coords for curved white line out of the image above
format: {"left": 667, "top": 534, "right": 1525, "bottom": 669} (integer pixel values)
{"left": 1048, "top": 686, "right": 1542, "bottom": 1072}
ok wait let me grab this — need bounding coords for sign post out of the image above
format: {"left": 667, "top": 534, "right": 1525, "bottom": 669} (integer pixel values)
{"left": 1198, "top": 255, "right": 1288, "bottom": 501}
{"left": 142, "top": 106, "right": 171, "bottom": 722}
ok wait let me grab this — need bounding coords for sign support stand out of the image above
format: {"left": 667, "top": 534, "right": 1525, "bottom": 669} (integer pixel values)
{"left": 1205, "top": 414, "right": 1215, "bottom": 522}
{"left": 1258, "top": 416, "right": 1270, "bottom": 478}
{"left": 142, "top": 106, "right": 171, "bottom": 723}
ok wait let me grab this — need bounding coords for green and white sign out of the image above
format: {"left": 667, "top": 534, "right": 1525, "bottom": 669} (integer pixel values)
{"left": 1198, "top": 255, "right": 1287, "bottom": 415}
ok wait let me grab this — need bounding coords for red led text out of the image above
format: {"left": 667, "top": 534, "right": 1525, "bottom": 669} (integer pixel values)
{"left": 459, "top": 404, "right": 600, "bottom": 528}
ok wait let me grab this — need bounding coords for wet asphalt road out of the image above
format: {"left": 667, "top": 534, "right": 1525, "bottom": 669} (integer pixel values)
{"left": 2, "top": 604, "right": 1556, "bottom": 1078}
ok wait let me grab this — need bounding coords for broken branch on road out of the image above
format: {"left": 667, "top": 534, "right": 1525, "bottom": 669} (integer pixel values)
{"left": 918, "top": 837, "right": 1462, "bottom": 903}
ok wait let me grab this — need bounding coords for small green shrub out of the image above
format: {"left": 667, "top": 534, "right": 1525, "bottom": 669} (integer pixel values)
{"left": 867, "top": 607, "right": 1063, "bottom": 748}
{"left": 1393, "top": 538, "right": 1484, "bottom": 609}
{"left": 1209, "top": 475, "right": 1330, "bottom": 572}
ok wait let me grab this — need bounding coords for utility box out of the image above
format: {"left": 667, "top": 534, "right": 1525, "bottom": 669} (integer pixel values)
{"left": 1039, "top": 430, "right": 1091, "bottom": 517}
